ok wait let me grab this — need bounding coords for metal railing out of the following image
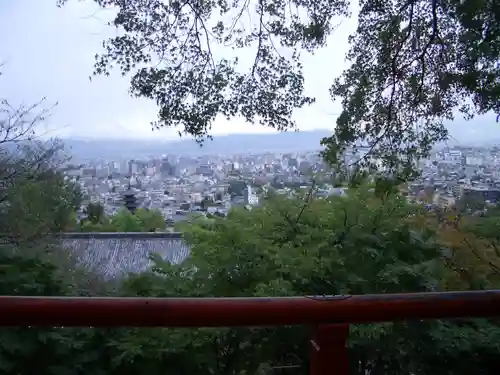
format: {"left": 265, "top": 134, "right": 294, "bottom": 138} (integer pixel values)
{"left": 1, "top": 290, "right": 500, "bottom": 375}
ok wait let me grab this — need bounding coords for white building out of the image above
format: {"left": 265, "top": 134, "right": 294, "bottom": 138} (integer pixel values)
{"left": 246, "top": 185, "right": 259, "bottom": 206}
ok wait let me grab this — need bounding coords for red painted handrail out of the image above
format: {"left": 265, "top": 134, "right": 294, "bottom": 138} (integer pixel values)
{"left": 2, "top": 291, "right": 500, "bottom": 375}
{"left": 0, "top": 290, "right": 499, "bottom": 327}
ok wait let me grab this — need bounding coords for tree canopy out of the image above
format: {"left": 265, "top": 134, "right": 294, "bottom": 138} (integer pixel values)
{"left": 0, "top": 96, "right": 499, "bottom": 375}
{"left": 58, "top": 0, "right": 348, "bottom": 140}
{"left": 59, "top": 0, "right": 499, "bottom": 175}
{"left": 4, "top": 186, "right": 500, "bottom": 375}
{"left": 323, "top": 0, "right": 500, "bottom": 176}
{"left": 79, "top": 206, "right": 166, "bottom": 232}
{"left": 0, "top": 97, "right": 82, "bottom": 245}
{"left": 117, "top": 189, "right": 500, "bottom": 375}
{"left": 5, "top": 2, "right": 500, "bottom": 373}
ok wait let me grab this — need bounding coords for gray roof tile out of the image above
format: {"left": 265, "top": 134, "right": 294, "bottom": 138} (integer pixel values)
{"left": 57, "top": 232, "right": 190, "bottom": 278}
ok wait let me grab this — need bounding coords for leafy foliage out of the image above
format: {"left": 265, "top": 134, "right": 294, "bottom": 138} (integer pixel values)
{"left": 0, "top": 96, "right": 82, "bottom": 244}
{"left": 7, "top": 3, "right": 500, "bottom": 370}
{"left": 57, "top": 0, "right": 349, "bottom": 141}
{"left": 227, "top": 180, "right": 247, "bottom": 197}
{"left": 60, "top": 0, "right": 499, "bottom": 175}
{"left": 0, "top": 249, "right": 87, "bottom": 375}
{"left": 1, "top": 170, "right": 81, "bottom": 241}
{"left": 0, "top": 80, "right": 114, "bottom": 374}
{"left": 113, "top": 189, "right": 500, "bottom": 375}
{"left": 4, "top": 181, "right": 500, "bottom": 374}
{"left": 83, "top": 202, "right": 105, "bottom": 224}
{"left": 322, "top": 0, "right": 500, "bottom": 175}
{"left": 79, "top": 207, "right": 166, "bottom": 232}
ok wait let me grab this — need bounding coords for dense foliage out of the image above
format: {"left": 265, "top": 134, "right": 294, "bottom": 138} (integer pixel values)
{"left": 0, "top": 99, "right": 82, "bottom": 244}
{"left": 4, "top": 184, "right": 500, "bottom": 374}
{"left": 1, "top": 100, "right": 500, "bottom": 373}
{"left": 5, "top": 0, "right": 500, "bottom": 373}
{"left": 323, "top": 0, "right": 500, "bottom": 175}
{"left": 59, "top": 0, "right": 500, "bottom": 175}
{"left": 79, "top": 204, "right": 166, "bottom": 232}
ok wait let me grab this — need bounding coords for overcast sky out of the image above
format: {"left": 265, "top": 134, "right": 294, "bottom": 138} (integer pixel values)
{"left": 0, "top": 1, "right": 497, "bottom": 143}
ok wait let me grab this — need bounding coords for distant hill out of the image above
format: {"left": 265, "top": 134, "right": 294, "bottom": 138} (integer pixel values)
{"left": 61, "top": 130, "right": 331, "bottom": 161}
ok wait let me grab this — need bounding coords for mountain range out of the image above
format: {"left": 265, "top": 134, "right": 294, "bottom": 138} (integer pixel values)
{"left": 58, "top": 116, "right": 500, "bottom": 162}
{"left": 61, "top": 130, "right": 332, "bottom": 161}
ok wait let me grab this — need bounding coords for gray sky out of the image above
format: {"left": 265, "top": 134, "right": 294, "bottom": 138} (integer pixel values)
{"left": 0, "top": 0, "right": 497, "bottom": 143}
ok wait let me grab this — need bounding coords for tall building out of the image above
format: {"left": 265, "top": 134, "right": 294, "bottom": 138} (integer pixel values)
{"left": 196, "top": 164, "right": 213, "bottom": 176}
{"left": 160, "top": 160, "right": 175, "bottom": 177}
{"left": 245, "top": 185, "right": 259, "bottom": 206}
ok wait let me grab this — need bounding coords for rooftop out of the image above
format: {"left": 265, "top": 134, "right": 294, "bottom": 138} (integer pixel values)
{"left": 57, "top": 232, "right": 190, "bottom": 278}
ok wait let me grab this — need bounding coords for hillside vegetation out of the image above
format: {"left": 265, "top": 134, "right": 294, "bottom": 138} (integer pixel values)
{"left": 1, "top": 0, "right": 500, "bottom": 373}
{"left": 3, "top": 153, "right": 500, "bottom": 374}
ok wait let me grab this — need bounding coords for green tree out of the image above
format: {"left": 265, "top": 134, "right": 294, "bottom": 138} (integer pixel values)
{"left": 79, "top": 220, "right": 112, "bottom": 232}
{"left": 118, "top": 188, "right": 446, "bottom": 375}
{"left": 60, "top": 0, "right": 499, "bottom": 175}
{"left": 3, "top": 183, "right": 500, "bottom": 375}
{"left": 80, "top": 208, "right": 166, "bottom": 232}
{"left": 117, "top": 188, "right": 498, "bottom": 375}
{"left": 1, "top": 171, "right": 81, "bottom": 240}
{"left": 456, "top": 195, "right": 487, "bottom": 213}
{"left": 0, "top": 88, "right": 116, "bottom": 374}
{"left": 200, "top": 197, "right": 215, "bottom": 211}
{"left": 322, "top": 0, "right": 500, "bottom": 175}
{"left": 451, "top": 210, "right": 500, "bottom": 288}
{"left": 57, "top": 0, "right": 348, "bottom": 142}
{"left": 135, "top": 208, "right": 166, "bottom": 232}
{"left": 0, "top": 99, "right": 82, "bottom": 242}
{"left": 83, "top": 202, "right": 105, "bottom": 224}
{"left": 109, "top": 208, "right": 144, "bottom": 232}
{"left": 0, "top": 246, "right": 111, "bottom": 375}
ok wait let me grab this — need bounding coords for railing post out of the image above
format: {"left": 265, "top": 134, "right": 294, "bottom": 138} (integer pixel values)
{"left": 310, "top": 324, "right": 349, "bottom": 375}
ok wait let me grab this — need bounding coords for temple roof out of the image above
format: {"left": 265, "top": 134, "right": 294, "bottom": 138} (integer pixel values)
{"left": 57, "top": 232, "right": 190, "bottom": 278}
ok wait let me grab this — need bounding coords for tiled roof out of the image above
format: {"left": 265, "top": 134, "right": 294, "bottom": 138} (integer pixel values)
{"left": 57, "top": 232, "right": 190, "bottom": 278}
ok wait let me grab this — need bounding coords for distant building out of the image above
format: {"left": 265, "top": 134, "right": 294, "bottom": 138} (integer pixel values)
{"left": 81, "top": 167, "right": 96, "bottom": 178}
{"left": 196, "top": 164, "right": 213, "bottom": 176}
{"left": 463, "top": 186, "right": 500, "bottom": 203}
{"left": 466, "top": 156, "right": 484, "bottom": 166}
{"left": 246, "top": 185, "right": 259, "bottom": 206}
{"left": 160, "top": 160, "right": 175, "bottom": 177}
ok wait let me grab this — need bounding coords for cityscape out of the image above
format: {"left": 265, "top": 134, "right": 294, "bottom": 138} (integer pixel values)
{"left": 64, "top": 136, "right": 500, "bottom": 228}
{"left": 1, "top": 0, "right": 499, "bottom": 373}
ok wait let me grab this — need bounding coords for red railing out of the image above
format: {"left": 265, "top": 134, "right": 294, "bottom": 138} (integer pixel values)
{"left": 1, "top": 290, "right": 500, "bottom": 375}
